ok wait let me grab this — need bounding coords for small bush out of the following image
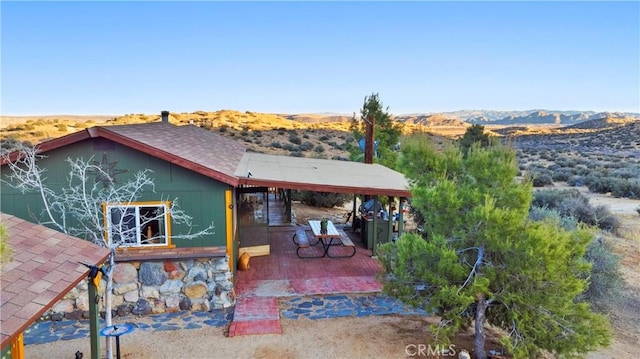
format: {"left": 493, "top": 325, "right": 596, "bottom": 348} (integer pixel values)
{"left": 298, "top": 141, "right": 314, "bottom": 152}
{"left": 531, "top": 189, "right": 618, "bottom": 232}
{"left": 528, "top": 206, "right": 578, "bottom": 230}
{"left": 271, "top": 141, "right": 282, "bottom": 149}
{"left": 289, "top": 134, "right": 302, "bottom": 145}
{"left": 580, "top": 236, "right": 625, "bottom": 313}
{"left": 531, "top": 172, "right": 553, "bottom": 187}
{"left": 314, "top": 145, "right": 325, "bottom": 153}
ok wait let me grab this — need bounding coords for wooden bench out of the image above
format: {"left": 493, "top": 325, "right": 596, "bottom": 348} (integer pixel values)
{"left": 293, "top": 229, "right": 322, "bottom": 258}
{"left": 337, "top": 229, "right": 355, "bottom": 247}
{"left": 325, "top": 229, "right": 356, "bottom": 258}
{"left": 292, "top": 229, "right": 310, "bottom": 247}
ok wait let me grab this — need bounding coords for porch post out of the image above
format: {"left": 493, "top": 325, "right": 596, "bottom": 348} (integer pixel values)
{"left": 387, "top": 196, "right": 394, "bottom": 243}
{"left": 398, "top": 197, "right": 405, "bottom": 237}
{"left": 351, "top": 194, "right": 357, "bottom": 231}
{"left": 371, "top": 195, "right": 378, "bottom": 257}
{"left": 88, "top": 277, "right": 101, "bottom": 359}
{"left": 285, "top": 189, "right": 292, "bottom": 223}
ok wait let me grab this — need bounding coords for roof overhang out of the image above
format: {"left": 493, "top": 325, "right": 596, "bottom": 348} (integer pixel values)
{"left": 235, "top": 152, "right": 411, "bottom": 197}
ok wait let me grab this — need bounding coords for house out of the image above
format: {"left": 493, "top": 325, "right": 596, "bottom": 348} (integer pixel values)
{"left": 1, "top": 112, "right": 411, "bottom": 318}
{"left": 0, "top": 212, "right": 110, "bottom": 359}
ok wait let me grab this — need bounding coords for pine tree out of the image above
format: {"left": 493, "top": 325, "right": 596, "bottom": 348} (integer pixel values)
{"left": 348, "top": 93, "right": 403, "bottom": 168}
{"left": 378, "top": 135, "right": 611, "bottom": 358}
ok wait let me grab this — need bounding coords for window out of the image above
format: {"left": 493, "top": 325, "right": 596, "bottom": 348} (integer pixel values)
{"left": 105, "top": 202, "right": 171, "bottom": 247}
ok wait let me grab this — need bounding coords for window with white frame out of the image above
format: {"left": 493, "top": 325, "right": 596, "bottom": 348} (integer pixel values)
{"left": 106, "top": 203, "right": 170, "bottom": 247}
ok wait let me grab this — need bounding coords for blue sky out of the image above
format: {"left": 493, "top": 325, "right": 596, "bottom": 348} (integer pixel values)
{"left": 1, "top": 1, "right": 639, "bottom": 116}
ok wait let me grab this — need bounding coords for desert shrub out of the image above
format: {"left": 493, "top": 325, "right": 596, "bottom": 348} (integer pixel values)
{"left": 551, "top": 168, "right": 572, "bottom": 182}
{"left": 240, "top": 130, "right": 249, "bottom": 136}
{"left": 289, "top": 134, "right": 302, "bottom": 145}
{"left": 567, "top": 175, "right": 585, "bottom": 187}
{"left": 610, "top": 178, "right": 640, "bottom": 199}
{"left": 585, "top": 175, "right": 614, "bottom": 194}
{"left": 319, "top": 134, "right": 331, "bottom": 141}
{"left": 253, "top": 130, "right": 262, "bottom": 137}
{"left": 298, "top": 141, "right": 314, "bottom": 152}
{"left": 580, "top": 236, "right": 625, "bottom": 313}
{"left": 594, "top": 206, "right": 620, "bottom": 232}
{"left": 532, "top": 189, "right": 617, "bottom": 232}
{"left": 531, "top": 189, "right": 581, "bottom": 209}
{"left": 302, "top": 134, "right": 310, "bottom": 139}
{"left": 331, "top": 155, "right": 349, "bottom": 161}
{"left": 282, "top": 143, "right": 295, "bottom": 151}
{"left": 219, "top": 126, "right": 228, "bottom": 133}
{"left": 530, "top": 172, "right": 553, "bottom": 187}
{"left": 271, "top": 141, "right": 282, "bottom": 149}
{"left": 559, "top": 196, "right": 597, "bottom": 225}
{"left": 292, "top": 190, "right": 350, "bottom": 208}
{"left": 528, "top": 206, "right": 578, "bottom": 230}
{"left": 278, "top": 130, "right": 285, "bottom": 135}
{"left": 314, "top": 145, "right": 325, "bottom": 153}
{"left": 289, "top": 151, "right": 303, "bottom": 157}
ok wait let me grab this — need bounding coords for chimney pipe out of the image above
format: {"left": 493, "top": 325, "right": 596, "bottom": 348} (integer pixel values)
{"left": 161, "top": 111, "right": 169, "bottom": 123}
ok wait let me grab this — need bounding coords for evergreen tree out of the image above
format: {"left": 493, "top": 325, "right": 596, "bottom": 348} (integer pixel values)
{"left": 348, "top": 93, "right": 403, "bottom": 169}
{"left": 378, "top": 135, "right": 611, "bottom": 358}
{"left": 459, "top": 124, "right": 493, "bottom": 157}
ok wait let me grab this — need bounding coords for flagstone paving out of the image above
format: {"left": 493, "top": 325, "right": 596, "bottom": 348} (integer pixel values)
{"left": 24, "top": 294, "right": 426, "bottom": 345}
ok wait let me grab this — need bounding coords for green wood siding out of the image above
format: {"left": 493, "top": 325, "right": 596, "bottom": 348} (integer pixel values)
{"left": 1, "top": 138, "right": 231, "bottom": 248}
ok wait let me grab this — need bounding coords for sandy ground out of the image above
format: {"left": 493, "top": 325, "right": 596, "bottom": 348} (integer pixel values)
{"left": 25, "top": 194, "right": 639, "bottom": 359}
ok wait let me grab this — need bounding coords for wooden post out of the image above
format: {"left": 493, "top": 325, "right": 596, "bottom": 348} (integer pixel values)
{"left": 285, "top": 189, "right": 292, "bottom": 223}
{"left": 371, "top": 195, "right": 378, "bottom": 257}
{"left": 398, "top": 197, "right": 405, "bottom": 237}
{"left": 10, "top": 332, "right": 24, "bottom": 359}
{"left": 364, "top": 114, "right": 375, "bottom": 164}
{"left": 387, "top": 196, "right": 394, "bottom": 243}
{"left": 88, "top": 277, "right": 101, "bottom": 359}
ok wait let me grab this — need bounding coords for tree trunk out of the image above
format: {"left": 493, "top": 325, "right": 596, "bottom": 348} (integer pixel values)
{"left": 474, "top": 245, "right": 487, "bottom": 359}
{"left": 474, "top": 294, "right": 488, "bottom": 359}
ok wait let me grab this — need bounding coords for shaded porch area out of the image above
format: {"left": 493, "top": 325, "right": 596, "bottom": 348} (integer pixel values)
{"left": 236, "top": 225, "right": 383, "bottom": 297}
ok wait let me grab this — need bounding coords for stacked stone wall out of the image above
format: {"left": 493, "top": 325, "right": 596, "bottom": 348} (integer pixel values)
{"left": 43, "top": 256, "right": 234, "bottom": 321}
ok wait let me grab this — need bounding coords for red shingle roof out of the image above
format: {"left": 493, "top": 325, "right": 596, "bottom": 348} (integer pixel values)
{"left": 0, "top": 213, "right": 111, "bottom": 348}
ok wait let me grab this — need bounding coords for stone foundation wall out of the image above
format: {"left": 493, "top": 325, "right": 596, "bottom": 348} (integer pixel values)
{"left": 43, "top": 256, "right": 234, "bottom": 321}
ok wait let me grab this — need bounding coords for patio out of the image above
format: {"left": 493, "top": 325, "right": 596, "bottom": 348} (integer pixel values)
{"left": 231, "top": 224, "right": 385, "bottom": 336}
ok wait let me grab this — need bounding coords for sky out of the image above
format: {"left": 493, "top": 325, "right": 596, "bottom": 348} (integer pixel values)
{"left": 1, "top": 1, "right": 639, "bottom": 116}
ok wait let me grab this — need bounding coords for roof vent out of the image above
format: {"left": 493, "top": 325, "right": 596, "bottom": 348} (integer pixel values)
{"left": 161, "top": 111, "right": 170, "bottom": 123}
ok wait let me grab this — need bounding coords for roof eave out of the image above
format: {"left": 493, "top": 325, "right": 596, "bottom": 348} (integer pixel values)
{"left": 239, "top": 177, "right": 411, "bottom": 198}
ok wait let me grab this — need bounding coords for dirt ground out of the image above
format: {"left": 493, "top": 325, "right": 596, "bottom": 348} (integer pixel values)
{"left": 25, "top": 194, "right": 639, "bottom": 359}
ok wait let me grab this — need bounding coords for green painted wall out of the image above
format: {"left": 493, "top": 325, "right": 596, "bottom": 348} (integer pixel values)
{"left": 1, "top": 138, "right": 231, "bottom": 247}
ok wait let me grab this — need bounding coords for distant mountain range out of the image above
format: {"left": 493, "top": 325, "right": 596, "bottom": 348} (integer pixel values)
{"left": 283, "top": 110, "right": 639, "bottom": 127}
{"left": 399, "top": 110, "right": 639, "bottom": 126}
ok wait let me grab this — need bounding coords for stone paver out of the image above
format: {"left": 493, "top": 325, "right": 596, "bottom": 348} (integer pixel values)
{"left": 24, "top": 294, "right": 426, "bottom": 345}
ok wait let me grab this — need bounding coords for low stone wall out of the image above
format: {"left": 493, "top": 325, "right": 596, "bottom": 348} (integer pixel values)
{"left": 43, "top": 256, "right": 234, "bottom": 321}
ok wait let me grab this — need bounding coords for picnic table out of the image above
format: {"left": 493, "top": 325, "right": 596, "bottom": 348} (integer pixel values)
{"left": 292, "top": 220, "right": 356, "bottom": 258}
